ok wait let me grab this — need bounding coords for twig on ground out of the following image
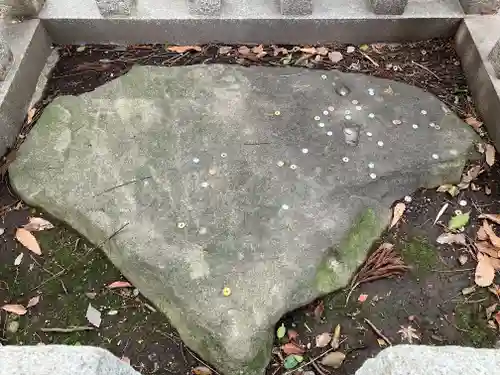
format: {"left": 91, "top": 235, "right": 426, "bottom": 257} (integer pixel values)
{"left": 364, "top": 318, "right": 392, "bottom": 346}
{"left": 185, "top": 347, "right": 222, "bottom": 375}
{"left": 311, "top": 360, "right": 328, "bottom": 375}
{"left": 412, "top": 61, "right": 440, "bottom": 80}
{"left": 94, "top": 176, "right": 152, "bottom": 196}
{"left": 360, "top": 51, "right": 379, "bottom": 67}
{"left": 41, "top": 326, "right": 95, "bottom": 333}
{"left": 434, "top": 268, "right": 475, "bottom": 273}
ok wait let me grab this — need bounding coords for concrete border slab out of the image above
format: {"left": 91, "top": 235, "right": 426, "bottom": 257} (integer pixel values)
{"left": 0, "top": 19, "right": 51, "bottom": 157}
{"left": 455, "top": 15, "right": 500, "bottom": 146}
{"left": 38, "top": 0, "right": 464, "bottom": 44}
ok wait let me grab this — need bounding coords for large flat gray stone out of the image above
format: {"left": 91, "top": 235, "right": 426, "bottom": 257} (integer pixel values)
{"left": 459, "top": 0, "right": 499, "bottom": 13}
{"left": 370, "top": 0, "right": 408, "bottom": 14}
{"left": 355, "top": 345, "right": 500, "bottom": 375}
{"left": 10, "top": 65, "right": 478, "bottom": 375}
{"left": 0, "top": 345, "right": 140, "bottom": 375}
{"left": 0, "top": 0, "right": 46, "bottom": 17}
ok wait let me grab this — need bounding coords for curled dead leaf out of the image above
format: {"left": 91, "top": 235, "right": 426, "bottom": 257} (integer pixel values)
{"left": 287, "top": 329, "right": 298, "bottom": 341}
{"left": 281, "top": 342, "right": 305, "bottom": 355}
{"left": 238, "top": 46, "right": 251, "bottom": 55}
{"left": 299, "top": 47, "right": 317, "bottom": 54}
{"left": 1, "top": 304, "right": 27, "bottom": 315}
{"left": 27, "top": 107, "right": 36, "bottom": 124}
{"left": 315, "top": 332, "right": 332, "bottom": 348}
{"left": 107, "top": 281, "right": 133, "bottom": 289}
{"left": 328, "top": 51, "right": 343, "bottom": 63}
{"left": 313, "top": 300, "right": 324, "bottom": 321}
{"left": 192, "top": 366, "right": 213, "bottom": 375}
{"left": 476, "top": 241, "right": 500, "bottom": 258}
{"left": 486, "top": 303, "right": 497, "bottom": 319}
{"left": 465, "top": 116, "right": 483, "bottom": 130}
{"left": 482, "top": 220, "right": 500, "bottom": 248}
{"left": 26, "top": 295, "right": 40, "bottom": 308}
{"left": 479, "top": 213, "right": 500, "bottom": 225}
{"left": 321, "top": 352, "right": 346, "bottom": 368}
{"left": 477, "top": 225, "right": 489, "bottom": 241}
{"left": 15, "top": 228, "right": 41, "bottom": 255}
{"left": 23, "top": 217, "right": 54, "bottom": 231}
{"left": 486, "top": 144, "right": 496, "bottom": 166}
{"left": 316, "top": 47, "right": 329, "bottom": 56}
{"left": 475, "top": 253, "right": 495, "bottom": 287}
{"left": 167, "top": 45, "right": 202, "bottom": 53}
{"left": 390, "top": 202, "right": 406, "bottom": 229}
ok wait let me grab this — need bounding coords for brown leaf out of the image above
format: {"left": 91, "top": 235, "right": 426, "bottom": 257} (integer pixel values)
{"left": 287, "top": 329, "right": 298, "bottom": 341}
{"left": 281, "top": 342, "right": 305, "bottom": 355}
{"left": 479, "top": 214, "right": 500, "bottom": 225}
{"left": 495, "top": 311, "right": 500, "bottom": 327}
{"left": 26, "top": 295, "right": 40, "bottom": 308}
{"left": 482, "top": 220, "right": 500, "bottom": 248}
{"left": 390, "top": 202, "right": 406, "bottom": 229}
{"left": 321, "top": 352, "right": 346, "bottom": 368}
{"left": 167, "top": 45, "right": 202, "bottom": 53}
{"left": 1, "top": 304, "right": 27, "bottom": 315}
{"left": 192, "top": 366, "right": 213, "bottom": 375}
{"left": 299, "top": 47, "right": 317, "bottom": 54}
{"left": 476, "top": 241, "right": 499, "bottom": 258}
{"left": 315, "top": 332, "right": 332, "bottom": 348}
{"left": 313, "top": 300, "right": 324, "bottom": 321}
{"left": 486, "top": 303, "right": 497, "bottom": 319}
{"left": 27, "top": 107, "right": 36, "bottom": 124}
{"left": 238, "top": 46, "right": 251, "bottom": 56}
{"left": 107, "top": 281, "right": 133, "bottom": 289}
{"left": 15, "top": 228, "right": 41, "bottom": 255}
{"left": 477, "top": 225, "right": 489, "bottom": 241}
{"left": 475, "top": 253, "right": 495, "bottom": 287}
{"left": 251, "top": 45, "right": 264, "bottom": 54}
{"left": 486, "top": 144, "right": 496, "bottom": 166}
{"left": 328, "top": 51, "right": 343, "bottom": 63}
{"left": 465, "top": 116, "right": 483, "bottom": 130}
{"left": 459, "top": 165, "right": 483, "bottom": 188}
{"left": 271, "top": 45, "right": 288, "bottom": 56}
{"left": 23, "top": 217, "right": 54, "bottom": 231}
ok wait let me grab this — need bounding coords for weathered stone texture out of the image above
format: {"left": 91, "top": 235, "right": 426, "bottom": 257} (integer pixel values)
{"left": 0, "top": 0, "right": 45, "bottom": 18}
{"left": 370, "top": 0, "right": 408, "bottom": 14}
{"left": 280, "top": 0, "right": 312, "bottom": 15}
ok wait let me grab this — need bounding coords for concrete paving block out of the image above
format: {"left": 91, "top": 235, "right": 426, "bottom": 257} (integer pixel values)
{"left": 95, "top": 0, "right": 136, "bottom": 16}
{"left": 459, "top": 0, "right": 500, "bottom": 14}
{"left": 38, "top": 0, "right": 463, "bottom": 45}
{"left": 186, "top": 0, "right": 221, "bottom": 15}
{"left": 488, "top": 38, "right": 500, "bottom": 77}
{"left": 0, "top": 38, "right": 12, "bottom": 81}
{"left": 370, "top": 0, "right": 408, "bottom": 14}
{"left": 280, "top": 0, "right": 312, "bottom": 15}
{"left": 0, "top": 19, "right": 51, "bottom": 156}
{"left": 0, "top": 0, "right": 46, "bottom": 18}
{"left": 455, "top": 15, "right": 500, "bottom": 147}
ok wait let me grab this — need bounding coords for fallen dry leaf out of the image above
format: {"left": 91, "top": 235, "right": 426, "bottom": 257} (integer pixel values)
{"left": 238, "top": 45, "right": 251, "bottom": 55}
{"left": 477, "top": 225, "right": 489, "bottom": 241}
{"left": 475, "top": 253, "right": 496, "bottom": 287}
{"left": 192, "top": 366, "right": 213, "bottom": 375}
{"left": 321, "top": 352, "right": 345, "bottom": 368}
{"left": 377, "top": 338, "right": 387, "bottom": 347}
{"left": 398, "top": 325, "right": 420, "bottom": 344}
{"left": 436, "top": 233, "right": 466, "bottom": 245}
{"left": 271, "top": 45, "right": 288, "bottom": 56}
{"left": 218, "top": 46, "right": 232, "bottom": 55}
{"left": 486, "top": 303, "right": 498, "bottom": 319}
{"left": 287, "top": 329, "right": 298, "bottom": 341}
{"left": 15, "top": 228, "right": 41, "bottom": 255}
{"left": 300, "top": 47, "right": 317, "bottom": 54}
{"left": 167, "top": 45, "right": 202, "bottom": 53}
{"left": 316, "top": 46, "right": 329, "bottom": 56}
{"left": 461, "top": 285, "right": 476, "bottom": 295}
{"left": 251, "top": 45, "right": 264, "bottom": 54}
{"left": 107, "top": 281, "right": 133, "bottom": 289}
{"left": 486, "top": 144, "right": 496, "bottom": 166}
{"left": 315, "top": 332, "right": 332, "bottom": 348}
{"left": 1, "top": 304, "right": 27, "bottom": 315}
{"left": 313, "top": 300, "right": 324, "bottom": 321}
{"left": 27, "top": 107, "right": 36, "bottom": 124}
{"left": 458, "top": 254, "right": 468, "bottom": 265}
{"left": 495, "top": 311, "right": 500, "bottom": 327}
{"left": 26, "top": 295, "right": 40, "bottom": 308}
{"left": 436, "top": 184, "right": 459, "bottom": 197}
{"left": 459, "top": 165, "right": 483, "bottom": 189}
{"left": 479, "top": 213, "right": 500, "bottom": 225}
{"left": 390, "top": 202, "right": 405, "bottom": 229}
{"left": 281, "top": 342, "right": 305, "bottom": 355}
{"left": 331, "top": 324, "right": 341, "bottom": 349}
{"left": 434, "top": 203, "right": 449, "bottom": 225}
{"left": 476, "top": 241, "right": 500, "bottom": 258}
{"left": 482, "top": 220, "right": 500, "bottom": 248}
{"left": 328, "top": 51, "right": 343, "bottom": 63}
{"left": 23, "top": 217, "right": 54, "bottom": 231}
{"left": 465, "top": 116, "right": 483, "bottom": 130}
{"left": 13, "top": 253, "right": 23, "bottom": 266}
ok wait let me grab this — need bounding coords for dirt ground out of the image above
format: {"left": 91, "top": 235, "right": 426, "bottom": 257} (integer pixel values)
{"left": 0, "top": 38, "right": 499, "bottom": 375}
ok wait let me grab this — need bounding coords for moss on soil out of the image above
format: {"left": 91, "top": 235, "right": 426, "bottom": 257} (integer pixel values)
{"left": 399, "top": 237, "right": 438, "bottom": 275}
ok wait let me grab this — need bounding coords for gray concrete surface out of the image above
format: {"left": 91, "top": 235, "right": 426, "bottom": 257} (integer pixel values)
{"left": 355, "top": 345, "right": 500, "bottom": 375}
{"left": 0, "top": 0, "right": 46, "bottom": 18}
{"left": 488, "top": 38, "right": 500, "bottom": 77}
{"left": 370, "top": 0, "right": 408, "bottom": 14}
{"left": 459, "top": 0, "right": 500, "bottom": 13}
{"left": 10, "top": 65, "right": 478, "bottom": 375}
{"left": 38, "top": 0, "right": 463, "bottom": 44}
{"left": 455, "top": 15, "right": 500, "bottom": 147}
{"left": 0, "top": 19, "right": 51, "bottom": 157}
{"left": 0, "top": 345, "right": 140, "bottom": 375}
{"left": 95, "top": 0, "right": 136, "bottom": 17}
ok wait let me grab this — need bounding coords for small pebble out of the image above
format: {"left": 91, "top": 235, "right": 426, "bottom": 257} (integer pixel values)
{"left": 404, "top": 196, "right": 412, "bottom": 203}
{"left": 328, "top": 106, "right": 335, "bottom": 111}
{"left": 314, "top": 116, "right": 321, "bottom": 121}
{"left": 412, "top": 124, "right": 419, "bottom": 129}
{"left": 369, "top": 173, "right": 377, "bottom": 179}
{"left": 327, "top": 131, "right": 333, "bottom": 136}
{"left": 342, "top": 157, "right": 349, "bottom": 163}
{"left": 277, "top": 161, "right": 285, "bottom": 167}
{"left": 290, "top": 164, "right": 297, "bottom": 170}
{"left": 302, "top": 148, "right": 309, "bottom": 154}
{"left": 318, "top": 122, "right": 325, "bottom": 128}
{"left": 193, "top": 157, "right": 200, "bottom": 164}
{"left": 377, "top": 141, "right": 384, "bottom": 147}
{"left": 346, "top": 46, "right": 355, "bottom": 53}
{"left": 366, "top": 132, "right": 373, "bottom": 137}
{"left": 459, "top": 200, "right": 467, "bottom": 207}
{"left": 368, "top": 113, "right": 375, "bottom": 118}
{"left": 432, "top": 154, "right": 439, "bottom": 160}
{"left": 282, "top": 204, "right": 289, "bottom": 210}
{"left": 177, "top": 222, "right": 186, "bottom": 229}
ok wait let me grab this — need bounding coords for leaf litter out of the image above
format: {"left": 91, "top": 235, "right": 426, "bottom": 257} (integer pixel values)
{"left": 321, "top": 352, "right": 345, "bottom": 368}
{"left": 398, "top": 325, "right": 420, "bottom": 344}
{"left": 1, "top": 304, "right": 27, "bottom": 315}
{"left": 315, "top": 332, "right": 332, "bottom": 348}
{"left": 15, "top": 228, "right": 41, "bottom": 255}
{"left": 23, "top": 217, "right": 54, "bottom": 231}
{"left": 390, "top": 202, "right": 405, "bottom": 229}
{"left": 86, "top": 304, "right": 102, "bottom": 328}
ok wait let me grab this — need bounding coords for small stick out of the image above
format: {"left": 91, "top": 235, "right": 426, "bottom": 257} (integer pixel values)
{"left": 412, "top": 60, "right": 440, "bottom": 80}
{"left": 360, "top": 51, "right": 379, "bottom": 67}
{"left": 311, "top": 360, "right": 328, "bottom": 375}
{"left": 41, "top": 326, "right": 95, "bottom": 333}
{"left": 364, "top": 318, "right": 392, "bottom": 346}
{"left": 185, "top": 347, "right": 222, "bottom": 375}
